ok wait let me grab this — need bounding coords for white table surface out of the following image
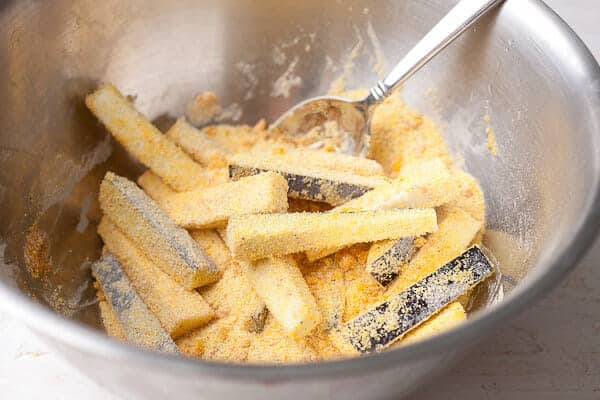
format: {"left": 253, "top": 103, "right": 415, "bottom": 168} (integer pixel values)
{"left": 1, "top": 1, "right": 599, "bottom": 399}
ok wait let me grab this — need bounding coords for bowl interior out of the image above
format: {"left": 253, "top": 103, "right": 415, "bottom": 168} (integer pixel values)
{"left": 0, "top": 0, "right": 599, "bottom": 342}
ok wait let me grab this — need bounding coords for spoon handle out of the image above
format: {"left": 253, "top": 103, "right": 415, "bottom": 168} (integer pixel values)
{"left": 367, "top": 0, "right": 505, "bottom": 103}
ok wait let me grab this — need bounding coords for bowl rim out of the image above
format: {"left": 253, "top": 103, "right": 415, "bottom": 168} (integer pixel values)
{"left": 1, "top": 0, "right": 600, "bottom": 382}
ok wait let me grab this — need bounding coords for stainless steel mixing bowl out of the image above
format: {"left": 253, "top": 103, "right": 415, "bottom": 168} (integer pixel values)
{"left": 0, "top": 1, "right": 599, "bottom": 399}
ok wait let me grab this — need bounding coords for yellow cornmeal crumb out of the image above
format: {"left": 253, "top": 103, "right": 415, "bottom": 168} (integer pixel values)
{"left": 190, "top": 230, "right": 232, "bottom": 272}
{"left": 99, "top": 172, "right": 220, "bottom": 289}
{"left": 367, "top": 239, "right": 400, "bottom": 266}
{"left": 485, "top": 127, "right": 498, "bottom": 156}
{"left": 302, "top": 257, "right": 345, "bottom": 331}
{"left": 448, "top": 169, "right": 486, "bottom": 222}
{"left": 177, "top": 315, "right": 257, "bottom": 362}
{"left": 386, "top": 207, "right": 482, "bottom": 296}
{"left": 246, "top": 315, "right": 319, "bottom": 364}
{"left": 202, "top": 122, "right": 269, "bottom": 154}
{"left": 99, "top": 218, "right": 214, "bottom": 338}
{"left": 414, "top": 236, "right": 427, "bottom": 248}
{"left": 299, "top": 257, "right": 348, "bottom": 359}
{"left": 199, "top": 261, "right": 266, "bottom": 332}
{"left": 248, "top": 141, "right": 384, "bottom": 177}
{"left": 399, "top": 302, "right": 466, "bottom": 345}
{"left": 369, "top": 92, "right": 453, "bottom": 176}
{"left": 176, "top": 331, "right": 205, "bottom": 358}
{"left": 98, "top": 299, "right": 126, "bottom": 341}
{"left": 483, "top": 115, "right": 498, "bottom": 157}
{"left": 226, "top": 209, "right": 438, "bottom": 260}
{"left": 166, "top": 117, "right": 230, "bottom": 168}
{"left": 327, "top": 77, "right": 347, "bottom": 97}
{"left": 253, "top": 119, "right": 267, "bottom": 132}
{"left": 185, "top": 91, "right": 222, "bottom": 126}
{"left": 85, "top": 84, "right": 211, "bottom": 192}
{"left": 249, "top": 256, "right": 321, "bottom": 336}
{"left": 304, "top": 329, "right": 344, "bottom": 360}
{"left": 335, "top": 245, "right": 386, "bottom": 321}
{"left": 159, "top": 172, "right": 289, "bottom": 229}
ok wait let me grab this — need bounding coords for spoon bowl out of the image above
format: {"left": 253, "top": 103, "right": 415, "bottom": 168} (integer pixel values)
{"left": 271, "top": 95, "right": 371, "bottom": 155}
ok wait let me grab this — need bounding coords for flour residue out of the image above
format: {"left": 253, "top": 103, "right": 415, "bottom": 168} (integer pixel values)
{"left": 186, "top": 92, "right": 243, "bottom": 124}
{"left": 272, "top": 32, "right": 317, "bottom": 66}
{"left": 325, "top": 21, "right": 387, "bottom": 95}
{"left": 40, "top": 277, "right": 97, "bottom": 318}
{"left": 328, "top": 26, "right": 365, "bottom": 96}
{"left": 186, "top": 92, "right": 222, "bottom": 126}
{"left": 235, "top": 62, "right": 259, "bottom": 101}
{"left": 24, "top": 222, "right": 98, "bottom": 317}
{"left": 366, "top": 20, "right": 386, "bottom": 78}
{"left": 271, "top": 56, "right": 303, "bottom": 98}
{"left": 273, "top": 46, "right": 286, "bottom": 66}
{"left": 38, "top": 135, "right": 112, "bottom": 212}
{"left": 269, "top": 32, "right": 319, "bottom": 98}
{"left": 325, "top": 56, "right": 336, "bottom": 73}
{"left": 216, "top": 103, "right": 243, "bottom": 123}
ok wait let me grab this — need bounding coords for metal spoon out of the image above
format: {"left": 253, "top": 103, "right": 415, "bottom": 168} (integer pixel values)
{"left": 271, "top": 0, "right": 505, "bottom": 157}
